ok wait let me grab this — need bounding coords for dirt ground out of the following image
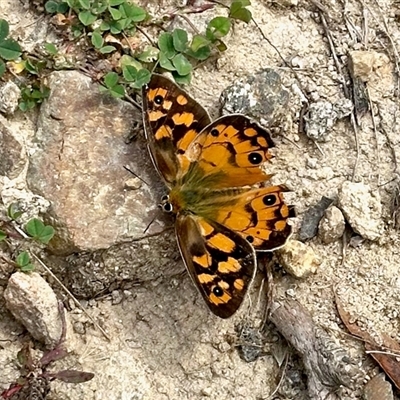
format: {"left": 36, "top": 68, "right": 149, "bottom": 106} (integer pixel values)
{"left": 1, "top": 0, "right": 400, "bottom": 399}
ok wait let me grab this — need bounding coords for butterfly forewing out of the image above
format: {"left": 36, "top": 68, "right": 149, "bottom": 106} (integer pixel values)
{"left": 142, "top": 74, "right": 211, "bottom": 186}
{"left": 175, "top": 213, "right": 256, "bottom": 318}
{"left": 181, "top": 115, "right": 275, "bottom": 189}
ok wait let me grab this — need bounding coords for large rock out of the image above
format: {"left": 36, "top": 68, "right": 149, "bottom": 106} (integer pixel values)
{"left": 26, "top": 71, "right": 165, "bottom": 254}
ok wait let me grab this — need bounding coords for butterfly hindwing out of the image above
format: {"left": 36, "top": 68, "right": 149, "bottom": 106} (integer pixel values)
{"left": 205, "top": 185, "right": 295, "bottom": 251}
{"left": 175, "top": 213, "right": 256, "bottom": 319}
{"left": 142, "top": 74, "right": 211, "bottom": 186}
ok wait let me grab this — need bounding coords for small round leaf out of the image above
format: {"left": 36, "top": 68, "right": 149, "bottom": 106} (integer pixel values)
{"left": 172, "top": 29, "right": 188, "bottom": 52}
{"left": 171, "top": 54, "right": 192, "bottom": 76}
{"left": 0, "top": 39, "right": 22, "bottom": 60}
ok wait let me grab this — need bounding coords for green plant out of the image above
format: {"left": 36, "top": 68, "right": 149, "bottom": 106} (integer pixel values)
{"left": 16, "top": 251, "right": 35, "bottom": 272}
{"left": 0, "top": 19, "right": 22, "bottom": 78}
{"left": 1, "top": 205, "right": 55, "bottom": 273}
{"left": 42, "top": 0, "right": 253, "bottom": 95}
{"left": 25, "top": 218, "right": 55, "bottom": 244}
{"left": 19, "top": 85, "right": 51, "bottom": 111}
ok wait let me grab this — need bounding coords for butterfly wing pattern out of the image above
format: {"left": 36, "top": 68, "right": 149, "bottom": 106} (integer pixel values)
{"left": 142, "top": 74, "right": 294, "bottom": 318}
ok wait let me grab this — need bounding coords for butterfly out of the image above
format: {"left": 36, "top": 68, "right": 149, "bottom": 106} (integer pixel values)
{"left": 142, "top": 74, "right": 294, "bottom": 319}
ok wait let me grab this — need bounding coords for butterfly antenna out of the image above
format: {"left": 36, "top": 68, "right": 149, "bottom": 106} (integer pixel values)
{"left": 123, "top": 166, "right": 149, "bottom": 186}
{"left": 143, "top": 215, "right": 157, "bottom": 234}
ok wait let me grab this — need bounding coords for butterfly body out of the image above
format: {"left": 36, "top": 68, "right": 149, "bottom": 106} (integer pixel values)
{"left": 142, "top": 74, "right": 294, "bottom": 318}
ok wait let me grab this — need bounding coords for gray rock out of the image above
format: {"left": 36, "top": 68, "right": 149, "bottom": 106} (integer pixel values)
{"left": 0, "top": 121, "right": 25, "bottom": 179}
{"left": 0, "top": 81, "right": 21, "bottom": 115}
{"left": 4, "top": 272, "right": 62, "bottom": 347}
{"left": 338, "top": 181, "right": 382, "bottom": 240}
{"left": 26, "top": 70, "right": 165, "bottom": 254}
{"left": 304, "top": 99, "right": 353, "bottom": 141}
{"left": 318, "top": 206, "right": 346, "bottom": 244}
{"left": 220, "top": 68, "right": 289, "bottom": 126}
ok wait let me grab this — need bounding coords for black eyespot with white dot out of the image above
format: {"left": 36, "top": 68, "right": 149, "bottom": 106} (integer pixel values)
{"left": 248, "top": 152, "right": 263, "bottom": 165}
{"left": 213, "top": 286, "right": 224, "bottom": 297}
{"left": 210, "top": 128, "right": 219, "bottom": 137}
{"left": 263, "top": 194, "right": 277, "bottom": 206}
{"left": 154, "top": 95, "right": 163, "bottom": 105}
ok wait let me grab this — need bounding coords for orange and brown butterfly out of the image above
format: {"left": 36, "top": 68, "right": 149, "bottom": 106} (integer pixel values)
{"left": 142, "top": 74, "right": 294, "bottom": 319}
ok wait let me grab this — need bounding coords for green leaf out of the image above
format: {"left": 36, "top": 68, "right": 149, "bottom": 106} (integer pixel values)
{"left": 16, "top": 251, "right": 30, "bottom": 267}
{"left": 187, "top": 35, "right": 211, "bottom": 60}
{"left": 173, "top": 71, "right": 191, "bottom": 85}
{"left": 25, "top": 218, "right": 45, "bottom": 237}
{"left": 159, "top": 51, "right": 175, "bottom": 71}
{"left": 7, "top": 203, "right": 22, "bottom": 220}
{"left": 20, "top": 263, "right": 35, "bottom": 272}
{"left": 16, "top": 252, "right": 35, "bottom": 271}
{"left": 0, "top": 19, "right": 9, "bottom": 42}
{"left": 186, "top": 45, "right": 211, "bottom": 61}
{"left": 25, "top": 218, "right": 55, "bottom": 244}
{"left": 92, "top": 2, "right": 108, "bottom": 14}
{"left": 116, "top": 18, "right": 132, "bottom": 31}
{"left": 0, "top": 39, "right": 22, "bottom": 60}
{"left": 109, "top": 20, "right": 123, "bottom": 34}
{"left": 107, "top": 84, "right": 125, "bottom": 98}
{"left": 109, "top": 0, "right": 125, "bottom": 5}
{"left": 0, "top": 230, "right": 6, "bottom": 241}
{"left": 104, "top": 71, "right": 119, "bottom": 88}
{"left": 91, "top": 31, "right": 103, "bottom": 48}
{"left": 108, "top": 7, "right": 122, "bottom": 20}
{"left": 44, "top": 0, "right": 59, "bottom": 13}
{"left": 190, "top": 35, "right": 210, "bottom": 52}
{"left": 122, "top": 65, "right": 137, "bottom": 81}
{"left": 24, "top": 59, "right": 37, "bottom": 74}
{"left": 57, "top": 3, "right": 69, "bottom": 13}
{"left": 172, "top": 29, "right": 188, "bottom": 52}
{"left": 158, "top": 33, "right": 176, "bottom": 59}
{"left": 216, "top": 40, "right": 227, "bottom": 52}
{"left": 131, "top": 68, "right": 151, "bottom": 88}
{"left": 78, "top": 11, "right": 97, "bottom": 26}
{"left": 44, "top": 42, "right": 58, "bottom": 55}
{"left": 0, "top": 59, "right": 5, "bottom": 77}
{"left": 137, "top": 46, "right": 159, "bottom": 62}
{"left": 229, "top": 1, "right": 252, "bottom": 23}
{"left": 120, "top": 55, "right": 142, "bottom": 71}
{"left": 100, "top": 21, "right": 110, "bottom": 31}
{"left": 78, "top": 0, "right": 90, "bottom": 10}
{"left": 120, "top": 3, "right": 147, "bottom": 22}
{"left": 206, "top": 17, "right": 231, "bottom": 41}
{"left": 99, "top": 45, "right": 116, "bottom": 54}
{"left": 171, "top": 53, "right": 192, "bottom": 76}
{"left": 37, "top": 225, "right": 55, "bottom": 244}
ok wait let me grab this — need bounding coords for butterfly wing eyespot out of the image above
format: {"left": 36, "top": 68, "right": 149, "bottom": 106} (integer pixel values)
{"left": 175, "top": 213, "right": 256, "bottom": 319}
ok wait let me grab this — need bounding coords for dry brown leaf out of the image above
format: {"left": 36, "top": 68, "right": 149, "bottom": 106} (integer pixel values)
{"left": 335, "top": 293, "right": 400, "bottom": 390}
